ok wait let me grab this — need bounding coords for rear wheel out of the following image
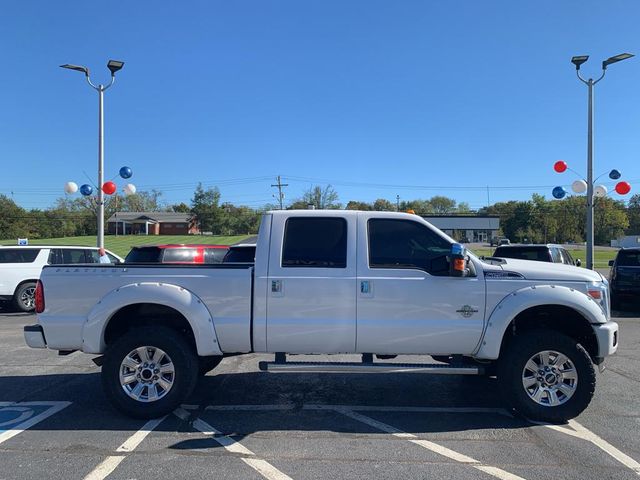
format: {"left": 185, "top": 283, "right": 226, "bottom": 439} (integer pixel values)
{"left": 497, "top": 330, "right": 595, "bottom": 423}
{"left": 14, "top": 282, "right": 36, "bottom": 312}
{"left": 102, "top": 326, "right": 198, "bottom": 419}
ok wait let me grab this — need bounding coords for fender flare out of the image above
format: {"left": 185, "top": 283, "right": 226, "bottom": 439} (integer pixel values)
{"left": 475, "top": 284, "right": 607, "bottom": 360}
{"left": 82, "top": 282, "right": 222, "bottom": 356}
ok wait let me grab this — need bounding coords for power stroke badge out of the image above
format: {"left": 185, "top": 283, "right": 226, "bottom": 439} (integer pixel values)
{"left": 456, "top": 305, "right": 478, "bottom": 318}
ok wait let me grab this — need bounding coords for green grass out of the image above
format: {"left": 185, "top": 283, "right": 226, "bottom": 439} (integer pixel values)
{"left": 0, "top": 235, "right": 252, "bottom": 258}
{"left": 469, "top": 247, "right": 616, "bottom": 268}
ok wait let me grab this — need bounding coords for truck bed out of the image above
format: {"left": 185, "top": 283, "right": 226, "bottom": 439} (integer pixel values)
{"left": 38, "top": 263, "right": 254, "bottom": 354}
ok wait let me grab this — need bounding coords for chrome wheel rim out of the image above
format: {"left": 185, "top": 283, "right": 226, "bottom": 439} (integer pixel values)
{"left": 119, "top": 346, "right": 175, "bottom": 402}
{"left": 522, "top": 350, "right": 577, "bottom": 407}
{"left": 20, "top": 287, "right": 36, "bottom": 309}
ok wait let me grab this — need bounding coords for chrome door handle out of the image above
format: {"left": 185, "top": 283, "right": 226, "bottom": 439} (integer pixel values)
{"left": 272, "top": 280, "right": 282, "bottom": 293}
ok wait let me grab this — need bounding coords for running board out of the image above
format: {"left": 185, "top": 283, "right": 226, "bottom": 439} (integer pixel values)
{"left": 258, "top": 360, "right": 483, "bottom": 375}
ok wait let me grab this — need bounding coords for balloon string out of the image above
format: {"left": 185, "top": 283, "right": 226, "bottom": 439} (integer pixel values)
{"left": 82, "top": 171, "right": 98, "bottom": 189}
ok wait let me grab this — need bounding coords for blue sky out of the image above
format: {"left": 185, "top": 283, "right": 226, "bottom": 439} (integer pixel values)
{"left": 1, "top": 1, "right": 638, "bottom": 211}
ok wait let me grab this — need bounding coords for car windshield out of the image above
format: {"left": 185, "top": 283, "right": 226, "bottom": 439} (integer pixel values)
{"left": 616, "top": 250, "right": 640, "bottom": 267}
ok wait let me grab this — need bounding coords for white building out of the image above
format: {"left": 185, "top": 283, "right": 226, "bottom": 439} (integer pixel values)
{"left": 611, "top": 235, "right": 640, "bottom": 248}
{"left": 422, "top": 215, "right": 500, "bottom": 243}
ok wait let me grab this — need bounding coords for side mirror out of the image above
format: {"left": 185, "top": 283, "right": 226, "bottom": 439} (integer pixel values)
{"left": 608, "top": 260, "right": 615, "bottom": 267}
{"left": 449, "top": 243, "right": 468, "bottom": 277}
{"left": 575, "top": 259, "right": 581, "bottom": 267}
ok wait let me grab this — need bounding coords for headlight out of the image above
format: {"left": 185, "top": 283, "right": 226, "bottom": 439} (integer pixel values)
{"left": 587, "top": 281, "right": 610, "bottom": 318}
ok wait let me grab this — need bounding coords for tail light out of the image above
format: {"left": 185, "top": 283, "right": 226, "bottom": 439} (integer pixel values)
{"left": 35, "top": 280, "right": 45, "bottom": 313}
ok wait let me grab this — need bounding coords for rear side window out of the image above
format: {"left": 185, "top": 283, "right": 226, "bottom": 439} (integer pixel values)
{"left": 204, "top": 248, "right": 228, "bottom": 264}
{"left": 617, "top": 250, "right": 640, "bottom": 267}
{"left": 282, "top": 217, "right": 347, "bottom": 268}
{"left": 125, "top": 247, "right": 162, "bottom": 263}
{"left": 0, "top": 248, "right": 40, "bottom": 263}
{"left": 162, "top": 248, "right": 198, "bottom": 263}
{"left": 62, "top": 249, "right": 88, "bottom": 263}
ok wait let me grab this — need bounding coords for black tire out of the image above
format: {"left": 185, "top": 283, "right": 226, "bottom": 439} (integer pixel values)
{"left": 497, "top": 330, "right": 595, "bottom": 423}
{"left": 198, "top": 356, "right": 223, "bottom": 377}
{"left": 102, "top": 326, "right": 198, "bottom": 419}
{"left": 13, "top": 282, "right": 36, "bottom": 312}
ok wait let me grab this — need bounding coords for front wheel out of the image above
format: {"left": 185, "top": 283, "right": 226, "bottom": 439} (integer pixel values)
{"left": 497, "top": 330, "right": 595, "bottom": 423}
{"left": 102, "top": 326, "right": 198, "bottom": 419}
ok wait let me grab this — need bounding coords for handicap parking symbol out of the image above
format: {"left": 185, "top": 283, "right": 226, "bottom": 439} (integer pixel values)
{"left": 0, "top": 402, "right": 71, "bottom": 444}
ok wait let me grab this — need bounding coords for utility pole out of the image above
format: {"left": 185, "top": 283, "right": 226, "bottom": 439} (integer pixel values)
{"left": 396, "top": 195, "right": 400, "bottom": 212}
{"left": 271, "top": 176, "right": 288, "bottom": 210}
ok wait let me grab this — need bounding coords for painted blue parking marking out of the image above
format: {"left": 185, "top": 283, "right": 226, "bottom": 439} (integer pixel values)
{"left": 0, "top": 402, "right": 71, "bottom": 444}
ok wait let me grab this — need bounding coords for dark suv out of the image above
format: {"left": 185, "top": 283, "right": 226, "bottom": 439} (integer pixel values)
{"left": 608, "top": 248, "right": 640, "bottom": 309}
{"left": 493, "top": 244, "right": 581, "bottom": 266}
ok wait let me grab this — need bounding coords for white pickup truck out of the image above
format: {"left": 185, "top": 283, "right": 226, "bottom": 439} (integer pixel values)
{"left": 25, "top": 210, "right": 618, "bottom": 422}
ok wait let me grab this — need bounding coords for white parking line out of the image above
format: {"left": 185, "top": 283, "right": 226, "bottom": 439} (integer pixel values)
{"left": 83, "top": 416, "right": 166, "bottom": 480}
{"left": 174, "top": 408, "right": 293, "bottom": 480}
{"left": 536, "top": 419, "right": 640, "bottom": 476}
{"left": 334, "top": 408, "right": 527, "bottom": 480}
{"left": 0, "top": 401, "right": 71, "bottom": 445}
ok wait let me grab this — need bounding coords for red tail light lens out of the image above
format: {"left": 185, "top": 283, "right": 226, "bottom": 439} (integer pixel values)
{"left": 35, "top": 280, "right": 45, "bottom": 313}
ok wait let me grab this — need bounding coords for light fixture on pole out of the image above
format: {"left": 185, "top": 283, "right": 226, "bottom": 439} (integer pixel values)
{"left": 60, "top": 59, "right": 125, "bottom": 250}
{"left": 571, "top": 52, "right": 633, "bottom": 270}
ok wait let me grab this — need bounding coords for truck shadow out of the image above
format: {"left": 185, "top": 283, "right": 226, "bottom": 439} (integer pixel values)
{"left": 0, "top": 370, "right": 532, "bottom": 445}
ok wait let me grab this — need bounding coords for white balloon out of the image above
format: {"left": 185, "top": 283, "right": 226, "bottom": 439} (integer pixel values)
{"left": 594, "top": 185, "right": 608, "bottom": 198}
{"left": 64, "top": 181, "right": 78, "bottom": 194}
{"left": 571, "top": 180, "right": 587, "bottom": 194}
{"left": 123, "top": 183, "right": 137, "bottom": 196}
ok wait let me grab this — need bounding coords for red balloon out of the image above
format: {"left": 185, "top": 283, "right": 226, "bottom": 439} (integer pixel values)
{"left": 554, "top": 160, "right": 568, "bottom": 173}
{"left": 615, "top": 181, "right": 631, "bottom": 195}
{"left": 102, "top": 181, "right": 117, "bottom": 195}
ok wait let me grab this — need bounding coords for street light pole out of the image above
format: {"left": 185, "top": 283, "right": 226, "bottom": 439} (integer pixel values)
{"left": 586, "top": 77, "right": 594, "bottom": 271}
{"left": 61, "top": 60, "right": 124, "bottom": 249}
{"left": 572, "top": 53, "right": 633, "bottom": 269}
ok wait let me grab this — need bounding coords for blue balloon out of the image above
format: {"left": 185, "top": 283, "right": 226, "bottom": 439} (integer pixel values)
{"left": 609, "top": 169, "right": 621, "bottom": 180}
{"left": 119, "top": 166, "right": 133, "bottom": 179}
{"left": 80, "top": 184, "right": 93, "bottom": 196}
{"left": 552, "top": 186, "right": 567, "bottom": 199}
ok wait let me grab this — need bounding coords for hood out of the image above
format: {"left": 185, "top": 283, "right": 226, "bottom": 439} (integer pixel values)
{"left": 483, "top": 258, "right": 602, "bottom": 283}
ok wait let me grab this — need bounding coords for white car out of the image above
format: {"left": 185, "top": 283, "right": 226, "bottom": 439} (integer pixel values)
{"left": 0, "top": 245, "right": 122, "bottom": 312}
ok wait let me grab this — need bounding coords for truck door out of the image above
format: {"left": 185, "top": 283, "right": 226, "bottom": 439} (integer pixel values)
{"left": 266, "top": 213, "right": 357, "bottom": 353}
{"left": 356, "top": 215, "right": 485, "bottom": 355}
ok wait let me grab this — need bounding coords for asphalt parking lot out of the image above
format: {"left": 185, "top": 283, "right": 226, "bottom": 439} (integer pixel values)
{"left": 1, "top": 306, "right": 639, "bottom": 480}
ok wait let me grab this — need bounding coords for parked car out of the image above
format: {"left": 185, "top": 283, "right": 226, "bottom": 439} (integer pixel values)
{"left": 493, "top": 244, "right": 581, "bottom": 267}
{"left": 0, "top": 245, "right": 123, "bottom": 312}
{"left": 124, "top": 244, "right": 229, "bottom": 264}
{"left": 608, "top": 247, "right": 640, "bottom": 309}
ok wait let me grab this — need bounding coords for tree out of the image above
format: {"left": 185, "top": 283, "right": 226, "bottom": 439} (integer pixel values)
{"left": 0, "top": 195, "right": 28, "bottom": 239}
{"left": 346, "top": 201, "right": 372, "bottom": 210}
{"left": 190, "top": 183, "right": 222, "bottom": 234}
{"left": 627, "top": 194, "right": 640, "bottom": 234}
{"left": 594, "top": 197, "right": 628, "bottom": 244}
{"left": 373, "top": 199, "right": 394, "bottom": 211}
{"left": 169, "top": 202, "right": 191, "bottom": 213}
{"left": 290, "top": 185, "right": 341, "bottom": 210}
{"left": 429, "top": 196, "right": 457, "bottom": 214}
